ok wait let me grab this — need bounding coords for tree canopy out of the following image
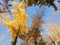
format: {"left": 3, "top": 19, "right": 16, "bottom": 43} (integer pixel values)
{"left": 21, "top": 0, "right": 58, "bottom": 11}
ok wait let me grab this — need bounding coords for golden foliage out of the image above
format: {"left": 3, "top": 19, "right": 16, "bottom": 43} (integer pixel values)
{"left": 46, "top": 23, "right": 60, "bottom": 42}
{"left": 12, "top": 1, "right": 18, "bottom": 6}
{"left": 2, "top": 1, "right": 28, "bottom": 42}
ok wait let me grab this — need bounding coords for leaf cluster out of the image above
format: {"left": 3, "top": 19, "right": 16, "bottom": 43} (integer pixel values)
{"left": 21, "top": 0, "right": 57, "bottom": 11}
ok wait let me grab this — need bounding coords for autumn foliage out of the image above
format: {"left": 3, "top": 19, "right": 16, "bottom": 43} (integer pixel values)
{"left": 0, "top": 0, "right": 60, "bottom": 45}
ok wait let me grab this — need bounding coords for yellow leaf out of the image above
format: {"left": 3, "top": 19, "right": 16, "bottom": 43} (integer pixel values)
{"left": 12, "top": 1, "right": 18, "bottom": 6}
{"left": 8, "top": 29, "right": 14, "bottom": 35}
{"left": 4, "top": 21, "right": 15, "bottom": 28}
{"left": 21, "top": 14, "right": 28, "bottom": 22}
{"left": 20, "top": 8, "right": 26, "bottom": 13}
{"left": 6, "top": 15, "right": 10, "bottom": 21}
{"left": 11, "top": 9, "right": 17, "bottom": 14}
{"left": 10, "top": 37, "right": 15, "bottom": 42}
{"left": 20, "top": 23, "right": 27, "bottom": 32}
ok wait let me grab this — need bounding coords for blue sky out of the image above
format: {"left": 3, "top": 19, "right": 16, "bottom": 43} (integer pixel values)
{"left": 0, "top": 0, "right": 60, "bottom": 45}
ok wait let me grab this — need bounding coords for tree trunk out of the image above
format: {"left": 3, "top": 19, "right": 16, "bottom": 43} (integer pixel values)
{"left": 35, "top": 41, "right": 37, "bottom": 45}
{"left": 53, "top": 41, "right": 55, "bottom": 45}
{"left": 12, "top": 36, "right": 18, "bottom": 45}
{"left": 12, "top": 29, "right": 20, "bottom": 45}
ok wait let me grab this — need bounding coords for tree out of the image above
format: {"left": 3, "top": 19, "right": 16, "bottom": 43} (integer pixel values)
{"left": 0, "top": 0, "right": 13, "bottom": 23}
{"left": 0, "top": 0, "right": 14, "bottom": 13}
{"left": 20, "top": 0, "right": 58, "bottom": 11}
{"left": 2, "top": 1, "right": 28, "bottom": 45}
{"left": 1, "top": 0, "right": 60, "bottom": 45}
{"left": 27, "top": 14, "right": 46, "bottom": 45}
{"left": 0, "top": 1, "right": 47, "bottom": 45}
{"left": 38, "top": 37, "right": 46, "bottom": 45}
{"left": 45, "top": 23, "right": 60, "bottom": 45}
